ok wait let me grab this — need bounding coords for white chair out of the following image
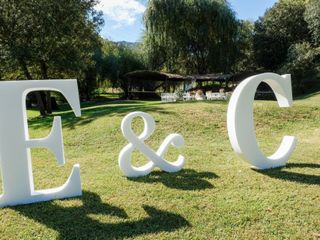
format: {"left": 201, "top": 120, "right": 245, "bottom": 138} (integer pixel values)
{"left": 205, "top": 92, "right": 232, "bottom": 101}
{"left": 161, "top": 93, "right": 178, "bottom": 102}
{"left": 219, "top": 93, "right": 226, "bottom": 100}
{"left": 225, "top": 92, "right": 232, "bottom": 100}
{"left": 161, "top": 93, "right": 168, "bottom": 102}
{"left": 210, "top": 93, "right": 219, "bottom": 100}
{"left": 183, "top": 92, "right": 195, "bottom": 101}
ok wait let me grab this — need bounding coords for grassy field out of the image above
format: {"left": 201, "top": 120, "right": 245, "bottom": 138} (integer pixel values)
{"left": 0, "top": 94, "right": 319, "bottom": 239}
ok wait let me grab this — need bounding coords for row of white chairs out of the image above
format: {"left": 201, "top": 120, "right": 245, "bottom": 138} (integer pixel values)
{"left": 183, "top": 93, "right": 196, "bottom": 101}
{"left": 161, "top": 93, "right": 179, "bottom": 102}
{"left": 206, "top": 92, "right": 232, "bottom": 101}
{"left": 161, "top": 92, "right": 232, "bottom": 102}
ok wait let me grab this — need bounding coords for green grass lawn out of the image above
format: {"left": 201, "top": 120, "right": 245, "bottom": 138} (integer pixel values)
{"left": 0, "top": 94, "right": 319, "bottom": 239}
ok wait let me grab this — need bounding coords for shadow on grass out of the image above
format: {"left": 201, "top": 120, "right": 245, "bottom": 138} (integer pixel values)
{"left": 13, "top": 191, "right": 190, "bottom": 239}
{"left": 129, "top": 169, "right": 219, "bottom": 190}
{"left": 28, "top": 101, "right": 171, "bottom": 130}
{"left": 254, "top": 163, "right": 320, "bottom": 185}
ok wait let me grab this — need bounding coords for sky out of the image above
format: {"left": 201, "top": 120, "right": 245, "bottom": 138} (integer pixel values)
{"left": 95, "top": 0, "right": 278, "bottom": 43}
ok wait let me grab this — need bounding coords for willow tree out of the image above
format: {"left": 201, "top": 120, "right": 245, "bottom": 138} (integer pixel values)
{"left": 144, "top": 0, "right": 238, "bottom": 74}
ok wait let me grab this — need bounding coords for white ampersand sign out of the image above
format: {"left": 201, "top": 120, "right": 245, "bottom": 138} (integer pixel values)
{"left": 118, "top": 112, "right": 185, "bottom": 177}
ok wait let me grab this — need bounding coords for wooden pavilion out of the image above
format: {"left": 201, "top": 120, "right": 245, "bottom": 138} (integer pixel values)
{"left": 121, "top": 70, "right": 234, "bottom": 99}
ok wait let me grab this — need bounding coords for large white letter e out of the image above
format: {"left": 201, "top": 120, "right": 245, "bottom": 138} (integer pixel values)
{"left": 0, "top": 80, "right": 81, "bottom": 207}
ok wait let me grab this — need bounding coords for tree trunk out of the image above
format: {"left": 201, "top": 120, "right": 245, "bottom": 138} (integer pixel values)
{"left": 45, "top": 92, "right": 52, "bottom": 114}
{"left": 18, "top": 58, "right": 46, "bottom": 116}
{"left": 36, "top": 92, "right": 46, "bottom": 116}
{"left": 40, "top": 60, "right": 52, "bottom": 114}
{"left": 121, "top": 81, "right": 129, "bottom": 99}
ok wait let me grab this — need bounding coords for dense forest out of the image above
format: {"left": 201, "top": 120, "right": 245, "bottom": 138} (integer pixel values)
{"left": 0, "top": 0, "right": 319, "bottom": 115}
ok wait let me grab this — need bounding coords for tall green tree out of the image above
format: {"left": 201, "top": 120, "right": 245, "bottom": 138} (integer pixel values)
{"left": 281, "top": 42, "right": 320, "bottom": 92}
{"left": 233, "top": 20, "right": 257, "bottom": 73}
{"left": 253, "top": 0, "right": 320, "bottom": 94}
{"left": 253, "top": 0, "right": 310, "bottom": 71}
{"left": 144, "top": 0, "right": 238, "bottom": 74}
{"left": 0, "top": 0, "right": 103, "bottom": 115}
{"left": 304, "top": 0, "right": 320, "bottom": 46}
{"left": 103, "top": 41, "right": 146, "bottom": 98}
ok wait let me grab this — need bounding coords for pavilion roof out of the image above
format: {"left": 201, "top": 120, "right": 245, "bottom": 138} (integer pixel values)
{"left": 193, "top": 73, "right": 233, "bottom": 82}
{"left": 122, "top": 70, "right": 192, "bottom": 82}
{"left": 122, "top": 70, "right": 233, "bottom": 82}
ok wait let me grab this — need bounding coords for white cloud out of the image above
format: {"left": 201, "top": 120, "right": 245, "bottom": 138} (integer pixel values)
{"left": 96, "top": 0, "right": 146, "bottom": 27}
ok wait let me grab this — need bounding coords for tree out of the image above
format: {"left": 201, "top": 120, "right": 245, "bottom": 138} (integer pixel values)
{"left": 233, "top": 20, "right": 257, "bottom": 73}
{"left": 281, "top": 42, "right": 320, "bottom": 93}
{"left": 305, "top": 0, "right": 320, "bottom": 46}
{"left": 252, "top": 0, "right": 320, "bottom": 94}
{"left": 103, "top": 41, "right": 146, "bottom": 98}
{"left": 144, "top": 0, "right": 238, "bottom": 74}
{"left": 253, "top": 0, "right": 310, "bottom": 71}
{"left": 78, "top": 39, "right": 106, "bottom": 101}
{"left": 0, "top": 0, "right": 103, "bottom": 115}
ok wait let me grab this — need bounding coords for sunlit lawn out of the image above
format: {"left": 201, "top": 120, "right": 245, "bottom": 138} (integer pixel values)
{"left": 0, "top": 94, "right": 319, "bottom": 239}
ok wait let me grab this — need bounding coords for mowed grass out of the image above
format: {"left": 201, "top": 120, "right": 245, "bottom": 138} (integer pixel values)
{"left": 0, "top": 94, "right": 319, "bottom": 240}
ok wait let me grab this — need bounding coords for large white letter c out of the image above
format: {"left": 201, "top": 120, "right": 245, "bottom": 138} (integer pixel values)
{"left": 227, "top": 73, "right": 297, "bottom": 169}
